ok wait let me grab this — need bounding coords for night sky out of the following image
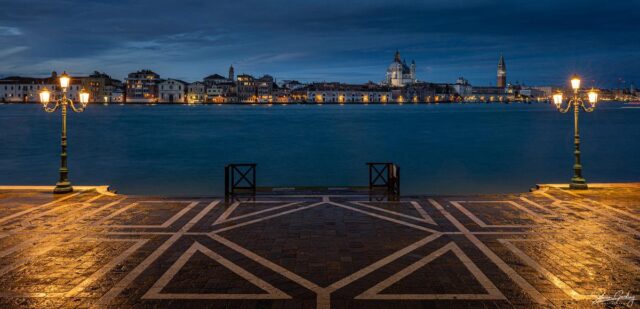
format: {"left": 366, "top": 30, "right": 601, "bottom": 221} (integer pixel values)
{"left": 0, "top": 0, "right": 638, "bottom": 87}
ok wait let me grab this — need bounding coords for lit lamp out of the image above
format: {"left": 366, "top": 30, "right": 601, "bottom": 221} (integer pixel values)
{"left": 570, "top": 75, "right": 581, "bottom": 91}
{"left": 39, "top": 72, "right": 90, "bottom": 194}
{"left": 39, "top": 87, "right": 51, "bottom": 104}
{"left": 59, "top": 72, "right": 71, "bottom": 89}
{"left": 588, "top": 88, "right": 598, "bottom": 106}
{"left": 552, "top": 75, "right": 599, "bottom": 190}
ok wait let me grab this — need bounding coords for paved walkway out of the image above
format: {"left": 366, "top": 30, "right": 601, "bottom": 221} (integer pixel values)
{"left": 0, "top": 184, "right": 638, "bottom": 308}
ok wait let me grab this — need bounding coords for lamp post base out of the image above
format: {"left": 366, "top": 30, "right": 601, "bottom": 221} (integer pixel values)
{"left": 53, "top": 182, "right": 73, "bottom": 194}
{"left": 569, "top": 178, "right": 588, "bottom": 190}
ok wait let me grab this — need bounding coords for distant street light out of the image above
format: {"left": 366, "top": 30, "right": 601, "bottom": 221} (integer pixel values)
{"left": 39, "top": 72, "right": 90, "bottom": 194}
{"left": 553, "top": 75, "right": 599, "bottom": 190}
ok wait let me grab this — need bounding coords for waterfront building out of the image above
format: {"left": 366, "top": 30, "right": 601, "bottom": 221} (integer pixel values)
{"left": 211, "top": 82, "right": 237, "bottom": 103}
{"left": 403, "top": 83, "right": 451, "bottom": 103}
{"left": 80, "top": 71, "right": 122, "bottom": 103}
{"left": 235, "top": 74, "right": 274, "bottom": 103}
{"left": 453, "top": 77, "right": 473, "bottom": 97}
{"left": 280, "top": 80, "right": 305, "bottom": 91}
{"left": 203, "top": 74, "right": 228, "bottom": 87}
{"left": 187, "top": 82, "right": 206, "bottom": 104}
{"left": 0, "top": 71, "right": 83, "bottom": 103}
{"left": 206, "top": 84, "right": 224, "bottom": 103}
{"left": 384, "top": 50, "right": 416, "bottom": 87}
{"left": 236, "top": 74, "right": 256, "bottom": 102}
{"left": 531, "top": 86, "right": 553, "bottom": 98}
{"left": 256, "top": 75, "right": 274, "bottom": 103}
{"left": 158, "top": 79, "right": 186, "bottom": 103}
{"left": 497, "top": 54, "right": 507, "bottom": 88}
{"left": 104, "top": 85, "right": 124, "bottom": 103}
{"left": 0, "top": 75, "right": 54, "bottom": 103}
{"left": 290, "top": 88, "right": 308, "bottom": 102}
{"left": 306, "top": 82, "right": 392, "bottom": 103}
{"left": 471, "top": 86, "right": 508, "bottom": 102}
{"left": 125, "top": 70, "right": 160, "bottom": 103}
{"left": 203, "top": 71, "right": 236, "bottom": 102}
{"left": 272, "top": 84, "right": 291, "bottom": 103}
{"left": 518, "top": 87, "right": 547, "bottom": 100}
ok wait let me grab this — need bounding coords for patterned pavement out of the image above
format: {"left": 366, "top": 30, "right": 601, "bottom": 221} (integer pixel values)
{"left": 0, "top": 184, "right": 638, "bottom": 308}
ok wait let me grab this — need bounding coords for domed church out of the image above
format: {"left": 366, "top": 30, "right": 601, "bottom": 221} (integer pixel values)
{"left": 385, "top": 50, "right": 416, "bottom": 87}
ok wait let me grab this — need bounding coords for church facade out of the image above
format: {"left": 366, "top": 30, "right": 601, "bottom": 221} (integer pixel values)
{"left": 384, "top": 50, "right": 416, "bottom": 87}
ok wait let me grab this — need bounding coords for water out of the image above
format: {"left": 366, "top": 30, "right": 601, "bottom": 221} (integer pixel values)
{"left": 1, "top": 103, "right": 638, "bottom": 196}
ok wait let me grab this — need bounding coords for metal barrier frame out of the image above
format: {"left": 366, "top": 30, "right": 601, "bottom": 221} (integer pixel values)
{"left": 224, "top": 163, "right": 256, "bottom": 199}
{"left": 367, "top": 162, "right": 400, "bottom": 197}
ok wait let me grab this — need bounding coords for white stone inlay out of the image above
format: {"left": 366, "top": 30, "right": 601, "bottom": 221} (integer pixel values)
{"left": 356, "top": 242, "right": 505, "bottom": 300}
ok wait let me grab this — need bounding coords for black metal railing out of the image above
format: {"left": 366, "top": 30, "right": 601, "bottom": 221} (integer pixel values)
{"left": 367, "top": 162, "right": 400, "bottom": 197}
{"left": 224, "top": 163, "right": 256, "bottom": 201}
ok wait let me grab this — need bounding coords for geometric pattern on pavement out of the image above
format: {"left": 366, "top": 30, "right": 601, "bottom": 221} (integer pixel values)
{"left": 0, "top": 184, "right": 638, "bottom": 308}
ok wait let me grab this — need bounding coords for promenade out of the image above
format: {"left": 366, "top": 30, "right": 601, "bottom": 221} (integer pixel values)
{"left": 0, "top": 184, "right": 638, "bottom": 308}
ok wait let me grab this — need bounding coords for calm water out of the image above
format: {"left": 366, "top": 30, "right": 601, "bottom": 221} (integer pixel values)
{"left": 1, "top": 103, "right": 638, "bottom": 196}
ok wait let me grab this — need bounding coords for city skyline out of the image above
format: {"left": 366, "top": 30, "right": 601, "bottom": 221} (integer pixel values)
{"left": 1, "top": 0, "right": 639, "bottom": 87}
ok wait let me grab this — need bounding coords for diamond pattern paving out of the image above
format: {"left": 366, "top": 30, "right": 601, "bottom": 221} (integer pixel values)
{"left": 0, "top": 184, "right": 638, "bottom": 308}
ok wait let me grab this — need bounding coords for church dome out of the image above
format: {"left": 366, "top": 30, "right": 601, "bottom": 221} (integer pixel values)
{"left": 387, "top": 62, "right": 402, "bottom": 71}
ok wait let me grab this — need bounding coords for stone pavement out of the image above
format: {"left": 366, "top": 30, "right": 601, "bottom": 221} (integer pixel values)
{"left": 0, "top": 184, "right": 638, "bottom": 308}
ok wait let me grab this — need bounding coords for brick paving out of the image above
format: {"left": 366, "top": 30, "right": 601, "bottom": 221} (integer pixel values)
{"left": 0, "top": 184, "right": 638, "bottom": 308}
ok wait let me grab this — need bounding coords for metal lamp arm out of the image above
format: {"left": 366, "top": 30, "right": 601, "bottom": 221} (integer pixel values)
{"left": 42, "top": 101, "right": 60, "bottom": 113}
{"left": 556, "top": 99, "right": 573, "bottom": 113}
{"left": 580, "top": 101, "right": 595, "bottom": 112}
{"left": 68, "top": 98, "right": 85, "bottom": 113}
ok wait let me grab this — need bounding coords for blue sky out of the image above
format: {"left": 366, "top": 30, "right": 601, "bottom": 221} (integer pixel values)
{"left": 0, "top": 0, "right": 638, "bottom": 87}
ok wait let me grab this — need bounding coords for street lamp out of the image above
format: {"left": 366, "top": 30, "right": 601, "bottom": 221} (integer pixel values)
{"left": 552, "top": 75, "right": 599, "bottom": 190}
{"left": 39, "top": 72, "right": 90, "bottom": 194}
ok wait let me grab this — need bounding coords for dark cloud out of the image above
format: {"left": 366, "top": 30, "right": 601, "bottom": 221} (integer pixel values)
{"left": 0, "top": 0, "right": 638, "bottom": 87}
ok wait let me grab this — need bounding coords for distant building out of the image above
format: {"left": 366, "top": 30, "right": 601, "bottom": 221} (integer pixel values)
{"left": 402, "top": 82, "right": 460, "bottom": 103}
{"left": 453, "top": 77, "right": 472, "bottom": 96}
{"left": 471, "top": 86, "right": 507, "bottom": 102}
{"left": 518, "top": 87, "right": 546, "bottom": 99}
{"left": 0, "top": 71, "right": 84, "bottom": 103}
{"left": 497, "top": 54, "right": 507, "bottom": 88}
{"left": 203, "top": 70, "right": 236, "bottom": 102}
{"left": 280, "top": 80, "right": 305, "bottom": 91}
{"left": 125, "top": 70, "right": 160, "bottom": 103}
{"left": 104, "top": 85, "right": 124, "bottom": 103}
{"left": 158, "top": 79, "right": 186, "bottom": 103}
{"left": 80, "top": 71, "right": 122, "bottom": 103}
{"left": 306, "top": 82, "right": 392, "bottom": 103}
{"left": 530, "top": 86, "right": 553, "bottom": 98}
{"left": 0, "top": 74, "right": 55, "bottom": 103}
{"left": 236, "top": 74, "right": 256, "bottom": 102}
{"left": 384, "top": 50, "right": 416, "bottom": 87}
{"left": 255, "top": 75, "right": 274, "bottom": 103}
{"left": 272, "top": 84, "right": 291, "bottom": 103}
{"left": 203, "top": 74, "right": 228, "bottom": 87}
{"left": 187, "top": 82, "right": 206, "bottom": 104}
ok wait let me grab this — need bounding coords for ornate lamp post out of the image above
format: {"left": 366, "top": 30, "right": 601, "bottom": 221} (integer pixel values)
{"left": 552, "top": 75, "right": 599, "bottom": 190}
{"left": 39, "top": 72, "right": 90, "bottom": 194}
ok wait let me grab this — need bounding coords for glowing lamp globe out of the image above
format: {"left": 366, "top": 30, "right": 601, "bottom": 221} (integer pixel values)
{"left": 571, "top": 75, "right": 581, "bottom": 90}
{"left": 553, "top": 93, "right": 563, "bottom": 107}
{"left": 59, "top": 72, "right": 71, "bottom": 89}
{"left": 588, "top": 89, "right": 598, "bottom": 105}
{"left": 39, "top": 87, "right": 51, "bottom": 104}
{"left": 79, "top": 88, "right": 90, "bottom": 104}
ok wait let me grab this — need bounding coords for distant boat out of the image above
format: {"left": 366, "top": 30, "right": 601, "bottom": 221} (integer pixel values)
{"left": 626, "top": 101, "right": 640, "bottom": 105}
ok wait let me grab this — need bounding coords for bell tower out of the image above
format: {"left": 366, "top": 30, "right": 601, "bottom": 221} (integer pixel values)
{"left": 228, "top": 65, "right": 235, "bottom": 81}
{"left": 497, "top": 54, "right": 506, "bottom": 88}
